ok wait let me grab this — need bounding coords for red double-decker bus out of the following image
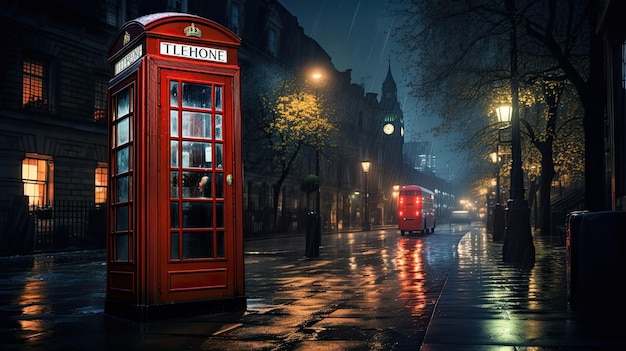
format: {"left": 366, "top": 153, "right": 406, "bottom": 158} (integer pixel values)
{"left": 398, "top": 185, "right": 435, "bottom": 235}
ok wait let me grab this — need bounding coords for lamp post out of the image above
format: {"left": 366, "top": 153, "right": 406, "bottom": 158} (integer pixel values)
{"left": 503, "top": 0, "right": 535, "bottom": 267}
{"left": 490, "top": 151, "right": 505, "bottom": 241}
{"left": 309, "top": 70, "right": 325, "bottom": 243}
{"left": 361, "top": 161, "right": 371, "bottom": 231}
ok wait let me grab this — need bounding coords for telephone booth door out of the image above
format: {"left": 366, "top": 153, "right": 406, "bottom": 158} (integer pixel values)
{"left": 105, "top": 13, "right": 244, "bottom": 321}
{"left": 160, "top": 68, "right": 236, "bottom": 302}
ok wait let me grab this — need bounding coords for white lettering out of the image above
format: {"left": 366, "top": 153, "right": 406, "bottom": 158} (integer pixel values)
{"left": 114, "top": 45, "right": 143, "bottom": 75}
{"left": 159, "top": 42, "right": 227, "bottom": 63}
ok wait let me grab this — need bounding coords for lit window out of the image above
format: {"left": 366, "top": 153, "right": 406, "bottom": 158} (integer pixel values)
{"left": 22, "top": 58, "right": 48, "bottom": 110}
{"left": 23, "top": 156, "right": 52, "bottom": 207}
{"left": 94, "top": 76, "right": 108, "bottom": 121}
{"left": 95, "top": 163, "right": 108, "bottom": 205}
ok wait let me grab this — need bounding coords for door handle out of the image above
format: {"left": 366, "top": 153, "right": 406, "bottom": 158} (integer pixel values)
{"left": 226, "top": 174, "right": 233, "bottom": 186}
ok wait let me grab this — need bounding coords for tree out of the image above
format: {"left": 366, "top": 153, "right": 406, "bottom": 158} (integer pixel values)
{"left": 261, "top": 80, "right": 335, "bottom": 232}
{"left": 391, "top": 0, "right": 601, "bottom": 231}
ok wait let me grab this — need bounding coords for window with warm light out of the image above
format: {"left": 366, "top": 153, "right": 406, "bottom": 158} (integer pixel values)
{"left": 22, "top": 58, "right": 48, "bottom": 111}
{"left": 95, "top": 163, "right": 108, "bottom": 205}
{"left": 22, "top": 156, "right": 52, "bottom": 207}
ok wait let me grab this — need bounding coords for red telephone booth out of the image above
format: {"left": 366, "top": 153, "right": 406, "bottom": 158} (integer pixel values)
{"left": 105, "top": 13, "right": 245, "bottom": 321}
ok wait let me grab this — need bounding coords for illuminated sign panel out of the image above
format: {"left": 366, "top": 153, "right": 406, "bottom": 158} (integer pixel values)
{"left": 160, "top": 42, "right": 227, "bottom": 63}
{"left": 114, "top": 45, "right": 143, "bottom": 75}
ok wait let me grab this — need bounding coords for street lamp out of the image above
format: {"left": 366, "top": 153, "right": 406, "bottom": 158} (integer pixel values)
{"left": 361, "top": 161, "right": 371, "bottom": 231}
{"left": 503, "top": 0, "right": 535, "bottom": 267}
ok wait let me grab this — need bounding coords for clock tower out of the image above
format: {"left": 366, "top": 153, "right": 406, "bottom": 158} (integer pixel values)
{"left": 380, "top": 63, "right": 404, "bottom": 170}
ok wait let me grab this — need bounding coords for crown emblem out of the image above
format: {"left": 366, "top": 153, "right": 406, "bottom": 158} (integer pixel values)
{"left": 184, "top": 23, "right": 202, "bottom": 38}
{"left": 123, "top": 31, "right": 131, "bottom": 46}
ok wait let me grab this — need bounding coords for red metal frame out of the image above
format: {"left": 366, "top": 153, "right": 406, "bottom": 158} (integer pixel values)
{"left": 105, "top": 13, "right": 244, "bottom": 321}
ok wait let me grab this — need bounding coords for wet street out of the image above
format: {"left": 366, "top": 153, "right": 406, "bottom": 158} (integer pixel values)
{"left": 0, "top": 224, "right": 527, "bottom": 350}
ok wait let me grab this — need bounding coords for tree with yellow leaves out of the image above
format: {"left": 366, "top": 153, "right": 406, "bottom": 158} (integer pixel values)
{"left": 261, "top": 80, "right": 335, "bottom": 232}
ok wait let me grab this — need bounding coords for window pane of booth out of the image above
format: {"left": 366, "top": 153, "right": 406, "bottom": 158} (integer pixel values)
{"left": 170, "top": 171, "right": 179, "bottom": 198}
{"left": 117, "top": 89, "right": 129, "bottom": 118}
{"left": 182, "top": 202, "right": 212, "bottom": 228}
{"left": 215, "top": 114, "right": 222, "bottom": 140}
{"left": 182, "top": 83, "right": 211, "bottom": 109}
{"left": 170, "top": 110, "right": 178, "bottom": 135}
{"left": 116, "top": 205, "right": 128, "bottom": 231}
{"left": 216, "top": 202, "right": 224, "bottom": 228}
{"left": 117, "top": 146, "right": 129, "bottom": 173}
{"left": 183, "top": 231, "right": 213, "bottom": 259}
{"left": 216, "top": 231, "right": 225, "bottom": 258}
{"left": 170, "top": 201, "right": 179, "bottom": 228}
{"left": 117, "top": 176, "right": 128, "bottom": 202}
{"left": 215, "top": 86, "right": 222, "bottom": 111}
{"left": 117, "top": 117, "right": 130, "bottom": 145}
{"left": 170, "top": 81, "right": 178, "bottom": 107}
{"left": 170, "top": 140, "right": 178, "bottom": 167}
{"left": 182, "top": 111, "right": 211, "bottom": 138}
{"left": 216, "top": 172, "right": 223, "bottom": 198}
{"left": 215, "top": 143, "right": 223, "bottom": 169}
{"left": 182, "top": 171, "right": 206, "bottom": 198}
{"left": 170, "top": 232, "right": 179, "bottom": 259}
{"left": 116, "top": 234, "right": 129, "bottom": 262}
{"left": 182, "top": 141, "right": 211, "bottom": 168}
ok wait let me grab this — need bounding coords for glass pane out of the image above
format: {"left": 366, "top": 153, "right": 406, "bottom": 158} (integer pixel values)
{"left": 116, "top": 176, "right": 128, "bottom": 202}
{"left": 216, "top": 172, "right": 224, "bottom": 198}
{"left": 182, "top": 171, "right": 207, "bottom": 198}
{"left": 117, "top": 146, "right": 129, "bottom": 174}
{"left": 116, "top": 205, "right": 128, "bottom": 231}
{"left": 170, "top": 171, "right": 179, "bottom": 198}
{"left": 170, "top": 232, "right": 179, "bottom": 259}
{"left": 182, "top": 112, "right": 211, "bottom": 138}
{"left": 170, "top": 81, "right": 178, "bottom": 107}
{"left": 183, "top": 231, "right": 213, "bottom": 259}
{"left": 117, "top": 117, "right": 129, "bottom": 145}
{"left": 116, "top": 234, "right": 129, "bottom": 261}
{"left": 170, "top": 201, "right": 179, "bottom": 228}
{"left": 215, "top": 143, "right": 223, "bottom": 169}
{"left": 117, "top": 90, "right": 129, "bottom": 118}
{"left": 182, "top": 141, "right": 211, "bottom": 168}
{"left": 215, "top": 86, "right": 222, "bottom": 111}
{"left": 216, "top": 231, "right": 225, "bottom": 258}
{"left": 182, "top": 83, "right": 211, "bottom": 109}
{"left": 182, "top": 202, "right": 212, "bottom": 228}
{"left": 216, "top": 202, "right": 224, "bottom": 228}
{"left": 170, "top": 140, "right": 178, "bottom": 167}
{"left": 170, "top": 110, "right": 178, "bottom": 136}
{"left": 199, "top": 173, "right": 211, "bottom": 198}
{"left": 215, "top": 114, "right": 222, "bottom": 140}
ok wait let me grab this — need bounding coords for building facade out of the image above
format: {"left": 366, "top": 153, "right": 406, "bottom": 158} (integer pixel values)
{"left": 0, "top": 0, "right": 454, "bottom": 255}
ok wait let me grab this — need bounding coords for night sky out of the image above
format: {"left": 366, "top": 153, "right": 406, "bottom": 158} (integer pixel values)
{"left": 279, "top": 0, "right": 464, "bottom": 181}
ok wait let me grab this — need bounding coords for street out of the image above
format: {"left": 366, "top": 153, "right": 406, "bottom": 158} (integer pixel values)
{"left": 0, "top": 224, "right": 471, "bottom": 350}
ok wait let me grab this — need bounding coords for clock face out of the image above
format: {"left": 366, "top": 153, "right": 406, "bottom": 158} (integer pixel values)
{"left": 383, "top": 123, "right": 394, "bottom": 135}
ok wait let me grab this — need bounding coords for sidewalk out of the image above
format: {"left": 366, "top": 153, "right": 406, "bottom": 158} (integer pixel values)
{"left": 2, "top": 226, "right": 625, "bottom": 350}
{"left": 421, "top": 228, "right": 626, "bottom": 350}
